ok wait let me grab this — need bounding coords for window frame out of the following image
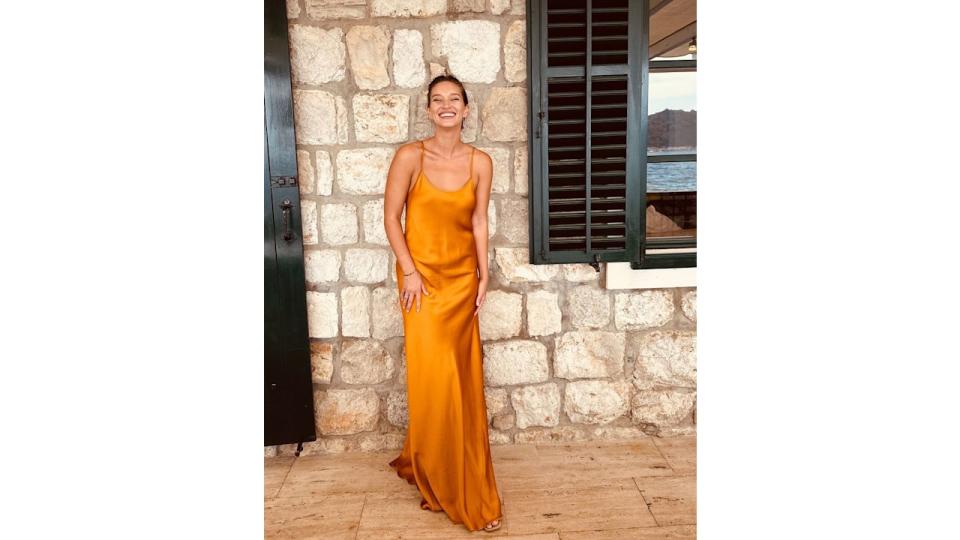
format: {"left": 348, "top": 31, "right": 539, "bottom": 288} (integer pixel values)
{"left": 647, "top": 55, "right": 697, "bottom": 254}
{"left": 527, "top": 0, "right": 696, "bottom": 271}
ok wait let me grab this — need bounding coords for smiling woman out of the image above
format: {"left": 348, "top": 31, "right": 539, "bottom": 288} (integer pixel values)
{"left": 381, "top": 76, "right": 503, "bottom": 533}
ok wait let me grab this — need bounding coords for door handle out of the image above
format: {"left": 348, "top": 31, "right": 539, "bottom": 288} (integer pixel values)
{"left": 280, "top": 199, "right": 295, "bottom": 242}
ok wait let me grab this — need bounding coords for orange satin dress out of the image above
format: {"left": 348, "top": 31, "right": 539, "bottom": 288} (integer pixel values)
{"left": 388, "top": 141, "right": 503, "bottom": 531}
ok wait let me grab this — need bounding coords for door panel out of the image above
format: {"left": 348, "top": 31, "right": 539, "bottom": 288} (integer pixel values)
{"left": 264, "top": 0, "right": 315, "bottom": 447}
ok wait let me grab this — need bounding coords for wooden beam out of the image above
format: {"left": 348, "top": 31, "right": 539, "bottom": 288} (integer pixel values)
{"left": 650, "top": 0, "right": 676, "bottom": 17}
{"left": 649, "top": 21, "right": 696, "bottom": 59}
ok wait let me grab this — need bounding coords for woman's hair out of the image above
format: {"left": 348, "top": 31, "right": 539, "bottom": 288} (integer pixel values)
{"left": 427, "top": 75, "right": 469, "bottom": 129}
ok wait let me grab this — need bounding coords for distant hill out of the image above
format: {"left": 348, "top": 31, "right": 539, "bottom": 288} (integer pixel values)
{"left": 647, "top": 109, "right": 696, "bottom": 149}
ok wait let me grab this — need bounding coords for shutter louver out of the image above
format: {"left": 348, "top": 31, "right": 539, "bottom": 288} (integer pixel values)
{"left": 541, "top": 0, "right": 634, "bottom": 259}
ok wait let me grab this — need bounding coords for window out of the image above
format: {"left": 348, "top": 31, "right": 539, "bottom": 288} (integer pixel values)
{"left": 528, "top": 0, "right": 696, "bottom": 270}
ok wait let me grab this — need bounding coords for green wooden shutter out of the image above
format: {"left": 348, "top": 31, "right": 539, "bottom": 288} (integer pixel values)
{"left": 528, "top": 0, "right": 648, "bottom": 269}
{"left": 265, "top": 0, "right": 316, "bottom": 448}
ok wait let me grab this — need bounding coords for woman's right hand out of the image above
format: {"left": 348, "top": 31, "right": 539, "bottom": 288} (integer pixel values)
{"left": 400, "top": 270, "right": 430, "bottom": 313}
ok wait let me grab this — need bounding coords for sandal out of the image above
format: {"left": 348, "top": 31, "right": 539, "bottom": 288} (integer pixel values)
{"left": 482, "top": 518, "right": 502, "bottom": 532}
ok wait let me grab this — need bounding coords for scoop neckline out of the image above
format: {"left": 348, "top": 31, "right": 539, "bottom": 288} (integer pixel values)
{"left": 419, "top": 171, "right": 473, "bottom": 193}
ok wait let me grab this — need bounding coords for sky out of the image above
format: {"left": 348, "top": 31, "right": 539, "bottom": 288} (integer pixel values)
{"left": 649, "top": 71, "right": 697, "bottom": 114}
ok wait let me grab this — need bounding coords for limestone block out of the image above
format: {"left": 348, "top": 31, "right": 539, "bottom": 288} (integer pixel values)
{"left": 335, "top": 96, "right": 349, "bottom": 143}
{"left": 488, "top": 429, "right": 512, "bottom": 445}
{"left": 631, "top": 389, "right": 696, "bottom": 430}
{"left": 495, "top": 247, "right": 560, "bottom": 283}
{"left": 483, "top": 339, "right": 549, "bottom": 386}
{"left": 478, "top": 290, "right": 523, "bottom": 340}
{"left": 499, "top": 199, "right": 528, "bottom": 243}
{"left": 487, "top": 201, "right": 497, "bottom": 239}
{"left": 319, "top": 202, "right": 358, "bottom": 245}
{"left": 492, "top": 413, "right": 514, "bottom": 430}
{"left": 344, "top": 248, "right": 389, "bottom": 283}
{"left": 305, "top": 0, "right": 365, "bottom": 19}
{"left": 372, "top": 286, "right": 404, "bottom": 339}
{"left": 371, "top": 0, "right": 445, "bottom": 17}
{"left": 304, "top": 249, "right": 341, "bottom": 283}
{"left": 481, "top": 87, "right": 526, "bottom": 141}
{"left": 567, "top": 285, "right": 611, "bottom": 329}
{"left": 431, "top": 21, "right": 500, "bottom": 83}
{"left": 475, "top": 147, "right": 510, "bottom": 194}
{"left": 562, "top": 264, "right": 599, "bottom": 282}
{"left": 563, "top": 379, "right": 630, "bottom": 425}
{"left": 513, "top": 145, "right": 527, "bottom": 195}
{"left": 387, "top": 390, "right": 408, "bottom": 428}
{"left": 336, "top": 147, "right": 394, "bottom": 194}
{"left": 340, "top": 339, "right": 394, "bottom": 384}
{"left": 393, "top": 29, "right": 426, "bottom": 88}
{"left": 287, "top": 0, "right": 301, "bottom": 18}
{"left": 485, "top": 387, "right": 509, "bottom": 421}
{"left": 353, "top": 94, "right": 409, "bottom": 143}
{"left": 289, "top": 26, "right": 345, "bottom": 85}
{"left": 297, "top": 150, "right": 315, "bottom": 196}
{"left": 511, "top": 382, "right": 561, "bottom": 429}
{"left": 682, "top": 290, "right": 697, "bottom": 322}
{"left": 526, "top": 290, "right": 561, "bottom": 337}
{"left": 340, "top": 286, "right": 371, "bottom": 337}
{"left": 429, "top": 62, "right": 446, "bottom": 79}
{"left": 633, "top": 330, "right": 697, "bottom": 389}
{"left": 614, "top": 290, "right": 674, "bottom": 330}
{"left": 310, "top": 341, "right": 333, "bottom": 383}
{"left": 359, "top": 432, "right": 405, "bottom": 451}
{"left": 491, "top": 0, "right": 511, "bottom": 15}
{"left": 554, "top": 331, "right": 626, "bottom": 379}
{"left": 361, "top": 199, "right": 387, "bottom": 245}
{"left": 300, "top": 200, "right": 318, "bottom": 245}
{"left": 504, "top": 21, "right": 526, "bottom": 83}
{"left": 453, "top": 0, "right": 485, "bottom": 12}
{"left": 315, "top": 150, "right": 333, "bottom": 196}
{"left": 306, "top": 291, "right": 338, "bottom": 338}
{"left": 315, "top": 388, "right": 379, "bottom": 435}
{"left": 293, "top": 89, "right": 340, "bottom": 145}
{"left": 396, "top": 347, "right": 407, "bottom": 383}
{"left": 346, "top": 26, "right": 390, "bottom": 90}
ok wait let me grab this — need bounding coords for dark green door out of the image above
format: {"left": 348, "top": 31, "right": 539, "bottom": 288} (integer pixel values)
{"left": 264, "top": 0, "right": 315, "bottom": 447}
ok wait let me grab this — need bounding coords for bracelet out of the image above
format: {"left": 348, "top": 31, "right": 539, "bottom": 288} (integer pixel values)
{"left": 403, "top": 268, "right": 417, "bottom": 276}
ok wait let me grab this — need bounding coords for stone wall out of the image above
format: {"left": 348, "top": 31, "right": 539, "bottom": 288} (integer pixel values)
{"left": 266, "top": 0, "right": 697, "bottom": 457}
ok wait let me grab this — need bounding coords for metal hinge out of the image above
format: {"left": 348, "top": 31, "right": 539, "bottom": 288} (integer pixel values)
{"left": 270, "top": 176, "right": 297, "bottom": 188}
{"left": 589, "top": 253, "right": 601, "bottom": 272}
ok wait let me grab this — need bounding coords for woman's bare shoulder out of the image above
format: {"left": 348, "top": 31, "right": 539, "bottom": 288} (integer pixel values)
{"left": 470, "top": 146, "right": 494, "bottom": 170}
{"left": 392, "top": 140, "right": 423, "bottom": 165}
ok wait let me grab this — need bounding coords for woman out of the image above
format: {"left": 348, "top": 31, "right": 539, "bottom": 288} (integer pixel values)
{"left": 383, "top": 75, "right": 503, "bottom": 533}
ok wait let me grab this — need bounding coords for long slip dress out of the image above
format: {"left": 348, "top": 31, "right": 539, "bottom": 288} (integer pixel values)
{"left": 388, "top": 141, "right": 503, "bottom": 531}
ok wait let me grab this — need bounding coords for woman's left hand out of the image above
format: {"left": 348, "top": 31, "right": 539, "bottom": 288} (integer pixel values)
{"left": 473, "top": 277, "right": 489, "bottom": 317}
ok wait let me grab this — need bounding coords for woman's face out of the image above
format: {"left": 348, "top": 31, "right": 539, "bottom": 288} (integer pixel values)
{"left": 428, "top": 81, "right": 469, "bottom": 129}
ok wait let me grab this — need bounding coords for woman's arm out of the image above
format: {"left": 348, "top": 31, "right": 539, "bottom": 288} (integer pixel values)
{"left": 385, "top": 143, "right": 431, "bottom": 312}
{"left": 471, "top": 150, "right": 494, "bottom": 281}
{"left": 384, "top": 144, "right": 419, "bottom": 277}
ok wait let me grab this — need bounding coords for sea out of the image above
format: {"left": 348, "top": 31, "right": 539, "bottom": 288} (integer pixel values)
{"left": 647, "top": 148, "right": 696, "bottom": 193}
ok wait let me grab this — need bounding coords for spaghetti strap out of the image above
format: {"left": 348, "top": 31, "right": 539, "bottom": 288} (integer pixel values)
{"left": 406, "top": 140, "right": 426, "bottom": 194}
{"left": 468, "top": 147, "right": 475, "bottom": 181}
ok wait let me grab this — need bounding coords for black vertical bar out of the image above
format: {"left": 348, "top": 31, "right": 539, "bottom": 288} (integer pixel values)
{"left": 585, "top": 0, "right": 593, "bottom": 256}
{"left": 626, "top": 0, "right": 649, "bottom": 269}
{"left": 265, "top": 0, "right": 297, "bottom": 178}
{"left": 529, "top": 0, "right": 551, "bottom": 264}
